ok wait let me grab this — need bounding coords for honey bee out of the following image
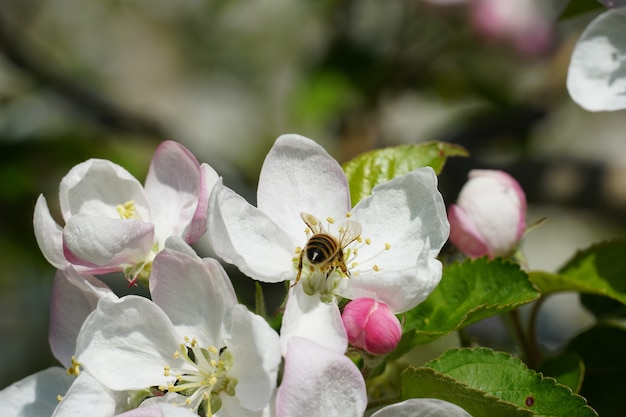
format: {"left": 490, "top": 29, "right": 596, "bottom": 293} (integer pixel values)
{"left": 294, "top": 212, "right": 362, "bottom": 286}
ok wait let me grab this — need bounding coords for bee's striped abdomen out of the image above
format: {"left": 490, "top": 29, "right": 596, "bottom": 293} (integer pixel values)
{"left": 305, "top": 234, "right": 339, "bottom": 264}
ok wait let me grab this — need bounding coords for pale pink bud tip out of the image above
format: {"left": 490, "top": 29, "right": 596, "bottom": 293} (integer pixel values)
{"left": 448, "top": 169, "right": 527, "bottom": 259}
{"left": 342, "top": 298, "right": 402, "bottom": 355}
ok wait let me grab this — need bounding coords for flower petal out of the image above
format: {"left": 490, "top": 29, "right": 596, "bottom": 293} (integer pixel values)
{"left": 257, "top": 134, "right": 351, "bottom": 235}
{"left": 448, "top": 204, "right": 490, "bottom": 258}
{"left": 280, "top": 287, "right": 347, "bottom": 355}
{"left": 181, "top": 163, "right": 219, "bottom": 243}
{"left": 33, "top": 194, "right": 67, "bottom": 269}
{"left": 150, "top": 248, "right": 237, "bottom": 347}
{"left": 220, "top": 394, "right": 267, "bottom": 417}
{"left": 0, "top": 367, "right": 73, "bottom": 417}
{"left": 144, "top": 141, "right": 217, "bottom": 245}
{"left": 370, "top": 398, "right": 473, "bottom": 417}
{"left": 53, "top": 373, "right": 120, "bottom": 417}
{"left": 49, "top": 267, "right": 116, "bottom": 368}
{"left": 76, "top": 296, "right": 182, "bottom": 391}
{"left": 207, "top": 180, "right": 297, "bottom": 282}
{"left": 59, "top": 159, "right": 149, "bottom": 221}
{"left": 567, "top": 7, "right": 626, "bottom": 111}
{"left": 343, "top": 168, "right": 449, "bottom": 312}
{"left": 275, "top": 337, "right": 366, "bottom": 417}
{"left": 63, "top": 215, "right": 154, "bottom": 270}
{"left": 225, "top": 305, "right": 281, "bottom": 412}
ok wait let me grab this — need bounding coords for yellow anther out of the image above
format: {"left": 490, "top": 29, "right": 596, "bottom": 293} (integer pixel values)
{"left": 67, "top": 356, "right": 81, "bottom": 376}
{"left": 57, "top": 395, "right": 63, "bottom": 402}
{"left": 191, "top": 338, "right": 198, "bottom": 347}
{"left": 295, "top": 246, "right": 302, "bottom": 254}
{"left": 164, "top": 365, "right": 171, "bottom": 377}
{"left": 373, "top": 265, "right": 380, "bottom": 272}
{"left": 365, "top": 238, "right": 371, "bottom": 245}
{"left": 210, "top": 359, "right": 217, "bottom": 368}
{"left": 356, "top": 236, "right": 362, "bottom": 243}
{"left": 346, "top": 212, "right": 352, "bottom": 218}
{"left": 351, "top": 262, "right": 358, "bottom": 268}
{"left": 327, "top": 217, "right": 335, "bottom": 224}
{"left": 168, "top": 383, "right": 175, "bottom": 390}
{"left": 208, "top": 346, "right": 218, "bottom": 355}
{"left": 173, "top": 351, "right": 180, "bottom": 359}
{"left": 184, "top": 336, "right": 191, "bottom": 343}
{"left": 116, "top": 200, "right": 138, "bottom": 220}
{"left": 385, "top": 243, "right": 391, "bottom": 250}
{"left": 338, "top": 226, "right": 345, "bottom": 234}
{"left": 185, "top": 397, "right": 192, "bottom": 405}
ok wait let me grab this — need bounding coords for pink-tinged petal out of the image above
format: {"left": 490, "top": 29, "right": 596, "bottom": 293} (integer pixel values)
{"left": 150, "top": 249, "right": 237, "bottom": 347}
{"left": 276, "top": 337, "right": 366, "bottom": 417}
{"left": 144, "top": 141, "right": 216, "bottom": 245}
{"left": 63, "top": 215, "right": 154, "bottom": 270}
{"left": 448, "top": 204, "right": 490, "bottom": 258}
{"left": 53, "top": 372, "right": 120, "bottom": 417}
{"left": 343, "top": 168, "right": 449, "bottom": 312}
{"left": 280, "top": 288, "right": 347, "bottom": 355}
{"left": 76, "top": 296, "right": 182, "bottom": 391}
{"left": 370, "top": 398, "right": 472, "bottom": 417}
{"left": 257, "top": 134, "right": 351, "bottom": 236}
{"left": 0, "top": 367, "right": 73, "bottom": 417}
{"left": 49, "top": 267, "right": 116, "bottom": 368}
{"left": 342, "top": 298, "right": 402, "bottom": 355}
{"left": 181, "top": 163, "right": 219, "bottom": 243}
{"left": 59, "top": 159, "right": 149, "bottom": 221}
{"left": 225, "top": 305, "right": 281, "bottom": 412}
{"left": 453, "top": 170, "right": 526, "bottom": 258}
{"left": 33, "top": 194, "right": 67, "bottom": 269}
{"left": 207, "top": 180, "right": 297, "bottom": 283}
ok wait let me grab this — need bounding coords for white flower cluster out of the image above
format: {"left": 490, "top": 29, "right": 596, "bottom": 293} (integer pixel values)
{"left": 1, "top": 135, "right": 469, "bottom": 417}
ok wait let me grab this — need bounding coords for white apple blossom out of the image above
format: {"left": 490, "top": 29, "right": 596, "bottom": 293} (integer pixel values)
{"left": 567, "top": 7, "right": 626, "bottom": 111}
{"left": 208, "top": 134, "right": 449, "bottom": 351}
{"left": 34, "top": 140, "right": 218, "bottom": 285}
{"left": 75, "top": 244, "right": 282, "bottom": 417}
{"left": 370, "top": 398, "right": 473, "bottom": 417}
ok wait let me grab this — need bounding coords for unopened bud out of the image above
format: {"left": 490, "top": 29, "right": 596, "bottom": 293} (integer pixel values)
{"left": 342, "top": 298, "right": 402, "bottom": 355}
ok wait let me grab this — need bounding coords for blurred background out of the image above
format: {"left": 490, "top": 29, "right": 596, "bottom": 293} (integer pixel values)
{"left": 1, "top": 0, "right": 625, "bottom": 390}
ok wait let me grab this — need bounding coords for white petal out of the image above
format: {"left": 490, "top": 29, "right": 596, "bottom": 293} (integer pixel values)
{"left": 33, "top": 194, "right": 67, "bottom": 269}
{"left": 225, "top": 305, "right": 281, "bottom": 411}
{"left": 52, "top": 373, "right": 119, "bottom": 417}
{"left": 63, "top": 215, "right": 154, "bottom": 269}
{"left": 150, "top": 249, "right": 237, "bottom": 347}
{"left": 207, "top": 181, "right": 297, "bottom": 282}
{"left": 0, "top": 367, "right": 73, "bottom": 417}
{"left": 59, "top": 159, "right": 149, "bottom": 221}
{"left": 144, "top": 141, "right": 214, "bottom": 245}
{"left": 76, "top": 296, "right": 182, "bottom": 391}
{"left": 370, "top": 398, "right": 472, "bottom": 417}
{"left": 257, "top": 134, "right": 351, "bottom": 235}
{"left": 49, "top": 267, "right": 116, "bottom": 368}
{"left": 275, "top": 337, "right": 366, "bottom": 417}
{"left": 344, "top": 168, "right": 449, "bottom": 312}
{"left": 181, "top": 163, "right": 219, "bottom": 243}
{"left": 567, "top": 7, "right": 626, "bottom": 111}
{"left": 137, "top": 394, "right": 200, "bottom": 417}
{"left": 220, "top": 394, "right": 266, "bottom": 417}
{"left": 280, "top": 288, "right": 347, "bottom": 355}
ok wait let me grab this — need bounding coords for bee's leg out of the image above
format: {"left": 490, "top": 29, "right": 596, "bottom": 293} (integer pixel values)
{"left": 292, "top": 251, "right": 304, "bottom": 287}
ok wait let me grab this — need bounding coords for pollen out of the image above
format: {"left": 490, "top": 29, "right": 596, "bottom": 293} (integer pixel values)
{"left": 385, "top": 243, "right": 391, "bottom": 250}
{"left": 345, "top": 212, "right": 352, "bottom": 218}
{"left": 373, "top": 264, "right": 380, "bottom": 272}
{"left": 57, "top": 395, "right": 63, "bottom": 402}
{"left": 116, "top": 200, "right": 139, "bottom": 220}
{"left": 326, "top": 216, "right": 335, "bottom": 224}
{"left": 365, "top": 238, "right": 371, "bottom": 245}
{"left": 173, "top": 351, "right": 180, "bottom": 359}
{"left": 67, "top": 356, "right": 81, "bottom": 376}
{"left": 164, "top": 365, "right": 171, "bottom": 377}
{"left": 295, "top": 246, "right": 302, "bottom": 254}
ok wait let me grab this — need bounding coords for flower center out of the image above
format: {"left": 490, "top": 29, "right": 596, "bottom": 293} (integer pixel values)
{"left": 116, "top": 200, "right": 141, "bottom": 220}
{"left": 293, "top": 212, "right": 391, "bottom": 302}
{"left": 162, "top": 337, "right": 237, "bottom": 417}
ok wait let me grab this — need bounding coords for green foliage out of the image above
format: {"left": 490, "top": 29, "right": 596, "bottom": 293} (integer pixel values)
{"left": 566, "top": 324, "right": 626, "bottom": 417}
{"left": 539, "top": 353, "right": 584, "bottom": 394}
{"left": 528, "top": 240, "right": 626, "bottom": 304}
{"left": 401, "top": 348, "right": 597, "bottom": 417}
{"left": 397, "top": 258, "right": 539, "bottom": 352}
{"left": 342, "top": 142, "right": 468, "bottom": 205}
{"left": 559, "top": 0, "right": 604, "bottom": 20}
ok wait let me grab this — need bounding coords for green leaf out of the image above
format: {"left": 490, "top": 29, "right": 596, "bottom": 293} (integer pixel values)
{"left": 528, "top": 240, "right": 626, "bottom": 304}
{"left": 426, "top": 348, "right": 598, "bottom": 417}
{"left": 399, "top": 258, "right": 539, "bottom": 348}
{"left": 342, "top": 142, "right": 468, "bottom": 205}
{"left": 559, "top": 0, "right": 603, "bottom": 20}
{"left": 400, "top": 367, "right": 533, "bottom": 417}
{"left": 539, "top": 353, "right": 585, "bottom": 393}
{"left": 579, "top": 293, "right": 626, "bottom": 320}
{"left": 566, "top": 324, "right": 626, "bottom": 417}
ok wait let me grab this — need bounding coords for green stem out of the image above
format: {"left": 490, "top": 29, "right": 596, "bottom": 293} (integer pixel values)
{"left": 507, "top": 309, "right": 539, "bottom": 369}
{"left": 527, "top": 296, "right": 547, "bottom": 367}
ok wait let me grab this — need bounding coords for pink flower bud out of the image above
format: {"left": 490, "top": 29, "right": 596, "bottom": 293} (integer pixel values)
{"left": 448, "top": 169, "right": 526, "bottom": 259}
{"left": 342, "top": 298, "right": 402, "bottom": 355}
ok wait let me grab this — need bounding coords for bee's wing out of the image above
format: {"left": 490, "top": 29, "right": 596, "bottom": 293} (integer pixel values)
{"left": 301, "top": 212, "right": 326, "bottom": 234}
{"left": 339, "top": 220, "right": 362, "bottom": 247}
